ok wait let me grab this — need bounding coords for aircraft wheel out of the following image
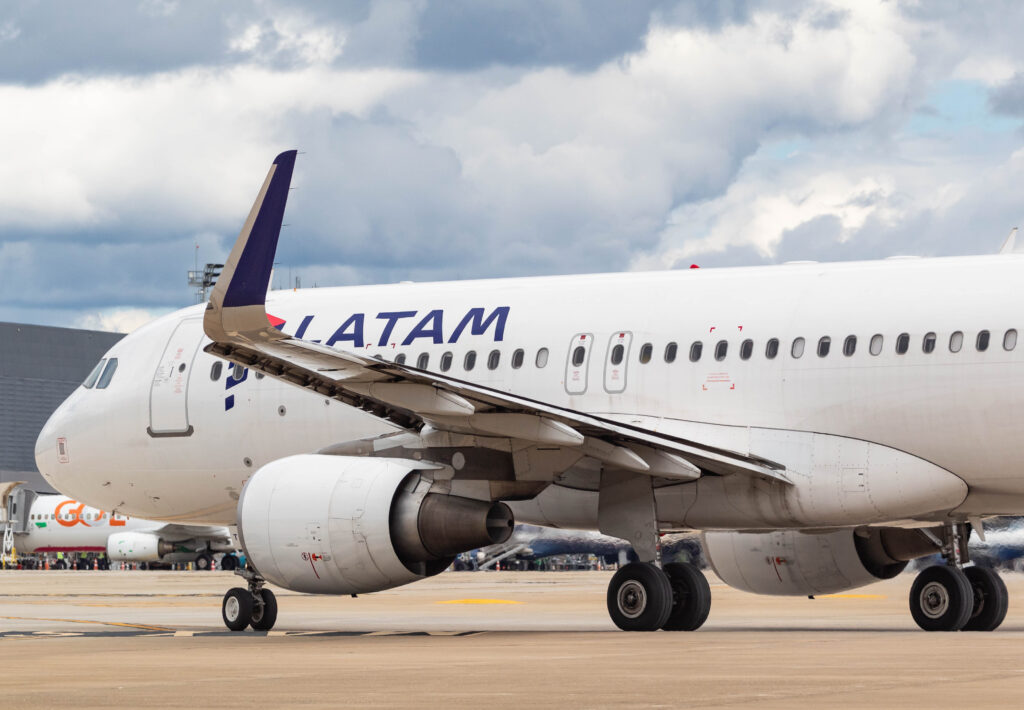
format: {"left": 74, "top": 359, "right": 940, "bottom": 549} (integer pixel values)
{"left": 607, "top": 562, "right": 673, "bottom": 631}
{"left": 222, "top": 587, "right": 253, "bottom": 631}
{"left": 250, "top": 588, "right": 278, "bottom": 631}
{"left": 662, "top": 562, "right": 712, "bottom": 631}
{"left": 195, "top": 553, "right": 213, "bottom": 571}
{"left": 909, "top": 565, "right": 973, "bottom": 631}
{"left": 220, "top": 554, "right": 239, "bottom": 571}
{"left": 962, "top": 566, "right": 1009, "bottom": 632}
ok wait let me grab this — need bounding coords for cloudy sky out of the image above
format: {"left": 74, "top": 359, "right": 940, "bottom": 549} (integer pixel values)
{"left": 3, "top": 0, "right": 1024, "bottom": 332}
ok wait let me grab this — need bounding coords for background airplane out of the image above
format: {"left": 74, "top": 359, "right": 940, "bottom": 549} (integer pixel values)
{"left": 1, "top": 482, "right": 238, "bottom": 570}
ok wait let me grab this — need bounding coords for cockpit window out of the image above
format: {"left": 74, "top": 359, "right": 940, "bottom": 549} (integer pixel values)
{"left": 83, "top": 359, "right": 106, "bottom": 389}
{"left": 96, "top": 358, "right": 118, "bottom": 389}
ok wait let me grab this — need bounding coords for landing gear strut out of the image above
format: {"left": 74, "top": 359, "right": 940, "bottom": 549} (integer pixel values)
{"left": 222, "top": 568, "right": 278, "bottom": 632}
{"left": 908, "top": 522, "right": 1008, "bottom": 632}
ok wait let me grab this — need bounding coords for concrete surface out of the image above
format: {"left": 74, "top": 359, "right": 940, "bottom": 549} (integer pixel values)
{"left": 2, "top": 569, "right": 1024, "bottom": 708}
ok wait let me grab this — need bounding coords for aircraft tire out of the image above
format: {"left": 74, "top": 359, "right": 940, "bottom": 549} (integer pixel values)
{"left": 195, "top": 553, "right": 213, "bottom": 571}
{"left": 661, "top": 562, "right": 712, "bottom": 631}
{"left": 250, "top": 588, "right": 278, "bottom": 631}
{"left": 220, "top": 554, "right": 239, "bottom": 571}
{"left": 222, "top": 587, "right": 253, "bottom": 631}
{"left": 962, "top": 566, "right": 1009, "bottom": 632}
{"left": 909, "top": 565, "right": 973, "bottom": 631}
{"left": 607, "top": 562, "right": 673, "bottom": 631}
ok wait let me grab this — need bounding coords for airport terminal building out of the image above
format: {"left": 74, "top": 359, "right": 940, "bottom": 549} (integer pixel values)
{"left": 0, "top": 322, "right": 123, "bottom": 492}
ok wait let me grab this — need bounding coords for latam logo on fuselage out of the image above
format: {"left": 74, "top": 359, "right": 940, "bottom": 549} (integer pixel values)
{"left": 277, "top": 306, "right": 511, "bottom": 348}
{"left": 223, "top": 307, "right": 511, "bottom": 411}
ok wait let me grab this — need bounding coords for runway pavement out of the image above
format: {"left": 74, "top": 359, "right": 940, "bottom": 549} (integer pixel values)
{"left": 3, "top": 569, "right": 1024, "bottom": 708}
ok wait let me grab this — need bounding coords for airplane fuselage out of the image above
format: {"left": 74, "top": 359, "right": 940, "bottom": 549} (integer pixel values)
{"left": 36, "top": 254, "right": 1024, "bottom": 526}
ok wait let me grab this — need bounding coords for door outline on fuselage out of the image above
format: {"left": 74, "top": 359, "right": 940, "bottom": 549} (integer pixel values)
{"left": 148, "top": 317, "right": 203, "bottom": 437}
{"left": 565, "top": 333, "right": 594, "bottom": 395}
{"left": 604, "top": 331, "right": 633, "bottom": 394}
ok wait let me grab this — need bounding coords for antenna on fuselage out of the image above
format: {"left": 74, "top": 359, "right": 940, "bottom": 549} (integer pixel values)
{"left": 999, "top": 227, "right": 1018, "bottom": 254}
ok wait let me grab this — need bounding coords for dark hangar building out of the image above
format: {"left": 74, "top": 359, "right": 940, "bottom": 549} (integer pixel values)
{"left": 0, "top": 322, "right": 124, "bottom": 492}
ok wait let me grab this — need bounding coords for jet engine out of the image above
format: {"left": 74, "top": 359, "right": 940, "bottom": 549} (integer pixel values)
{"left": 107, "top": 531, "right": 175, "bottom": 562}
{"left": 703, "top": 527, "right": 939, "bottom": 596}
{"left": 237, "top": 454, "right": 514, "bottom": 595}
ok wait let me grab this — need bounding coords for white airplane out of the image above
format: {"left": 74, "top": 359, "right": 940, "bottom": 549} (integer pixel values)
{"left": 1, "top": 483, "right": 237, "bottom": 570}
{"left": 34, "top": 150, "right": 1023, "bottom": 633}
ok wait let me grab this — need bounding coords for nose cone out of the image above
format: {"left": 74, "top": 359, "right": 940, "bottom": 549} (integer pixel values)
{"left": 35, "top": 395, "right": 73, "bottom": 492}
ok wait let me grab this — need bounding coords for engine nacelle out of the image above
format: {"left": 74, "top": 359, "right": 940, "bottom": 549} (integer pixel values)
{"left": 107, "top": 531, "right": 174, "bottom": 561}
{"left": 238, "top": 454, "right": 514, "bottom": 595}
{"left": 703, "top": 527, "right": 938, "bottom": 596}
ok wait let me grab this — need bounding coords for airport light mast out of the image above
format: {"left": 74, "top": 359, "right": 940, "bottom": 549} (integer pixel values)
{"left": 188, "top": 263, "right": 224, "bottom": 303}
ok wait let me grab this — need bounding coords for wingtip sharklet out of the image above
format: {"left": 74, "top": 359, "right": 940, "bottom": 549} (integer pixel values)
{"left": 220, "top": 149, "right": 297, "bottom": 308}
{"left": 205, "top": 150, "right": 298, "bottom": 342}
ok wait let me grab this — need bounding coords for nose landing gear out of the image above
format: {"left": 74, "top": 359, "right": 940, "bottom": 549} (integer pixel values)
{"left": 908, "top": 522, "right": 1009, "bottom": 632}
{"left": 222, "top": 568, "right": 278, "bottom": 632}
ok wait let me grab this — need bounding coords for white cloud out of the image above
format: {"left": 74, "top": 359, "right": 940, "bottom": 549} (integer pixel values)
{"left": 75, "top": 307, "right": 166, "bottom": 334}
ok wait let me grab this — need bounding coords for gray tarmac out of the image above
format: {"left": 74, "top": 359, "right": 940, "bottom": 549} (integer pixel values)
{"left": 3, "top": 569, "right": 1024, "bottom": 708}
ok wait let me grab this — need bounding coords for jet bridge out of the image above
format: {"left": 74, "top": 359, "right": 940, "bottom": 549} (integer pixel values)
{"left": 1, "top": 482, "right": 36, "bottom": 565}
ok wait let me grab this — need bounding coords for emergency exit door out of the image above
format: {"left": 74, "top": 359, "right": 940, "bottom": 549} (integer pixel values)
{"left": 148, "top": 317, "right": 203, "bottom": 436}
{"left": 565, "top": 333, "right": 594, "bottom": 395}
{"left": 604, "top": 331, "right": 632, "bottom": 393}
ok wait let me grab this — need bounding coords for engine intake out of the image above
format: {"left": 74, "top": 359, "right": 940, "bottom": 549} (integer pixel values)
{"left": 237, "top": 454, "right": 514, "bottom": 595}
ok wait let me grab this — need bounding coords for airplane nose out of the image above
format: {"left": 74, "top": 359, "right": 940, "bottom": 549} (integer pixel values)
{"left": 35, "top": 397, "right": 72, "bottom": 490}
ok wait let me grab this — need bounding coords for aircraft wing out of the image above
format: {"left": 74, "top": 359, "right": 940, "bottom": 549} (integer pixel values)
{"left": 145, "top": 524, "right": 234, "bottom": 544}
{"left": 203, "top": 151, "right": 789, "bottom": 485}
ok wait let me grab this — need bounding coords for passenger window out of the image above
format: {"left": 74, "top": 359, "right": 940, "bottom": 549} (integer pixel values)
{"left": 664, "top": 342, "right": 678, "bottom": 363}
{"left": 464, "top": 351, "right": 477, "bottom": 370}
{"left": 487, "top": 350, "right": 500, "bottom": 370}
{"left": 233, "top": 363, "right": 245, "bottom": 379}
{"left": 96, "top": 358, "right": 118, "bottom": 389}
{"left": 572, "top": 346, "right": 586, "bottom": 367}
{"left": 765, "top": 338, "right": 779, "bottom": 359}
{"left": 210, "top": 362, "right": 223, "bottom": 381}
{"left": 949, "top": 331, "right": 963, "bottom": 353}
{"left": 714, "top": 340, "right": 727, "bottom": 361}
{"left": 817, "top": 336, "right": 831, "bottom": 357}
{"left": 791, "top": 337, "right": 805, "bottom": 358}
{"left": 977, "top": 330, "right": 990, "bottom": 352}
{"left": 611, "top": 344, "right": 624, "bottom": 365}
{"left": 511, "top": 349, "right": 524, "bottom": 369}
{"left": 417, "top": 353, "right": 429, "bottom": 369}
{"left": 739, "top": 339, "right": 753, "bottom": 360}
{"left": 639, "top": 343, "right": 653, "bottom": 364}
{"left": 1004, "top": 329, "right": 1017, "bottom": 351}
{"left": 394, "top": 353, "right": 407, "bottom": 365}
{"left": 689, "top": 341, "right": 703, "bottom": 362}
{"left": 843, "top": 335, "right": 856, "bottom": 356}
{"left": 536, "top": 348, "right": 549, "bottom": 368}
{"left": 869, "top": 334, "right": 883, "bottom": 355}
{"left": 895, "top": 333, "right": 910, "bottom": 354}
{"left": 83, "top": 359, "right": 106, "bottom": 389}
{"left": 440, "top": 352, "right": 453, "bottom": 372}
{"left": 922, "top": 332, "right": 936, "bottom": 354}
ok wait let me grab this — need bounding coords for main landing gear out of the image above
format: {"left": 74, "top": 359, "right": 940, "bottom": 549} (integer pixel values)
{"left": 222, "top": 568, "right": 278, "bottom": 632}
{"left": 606, "top": 561, "right": 712, "bottom": 632}
{"left": 598, "top": 470, "right": 712, "bottom": 631}
{"left": 908, "top": 522, "right": 1009, "bottom": 632}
